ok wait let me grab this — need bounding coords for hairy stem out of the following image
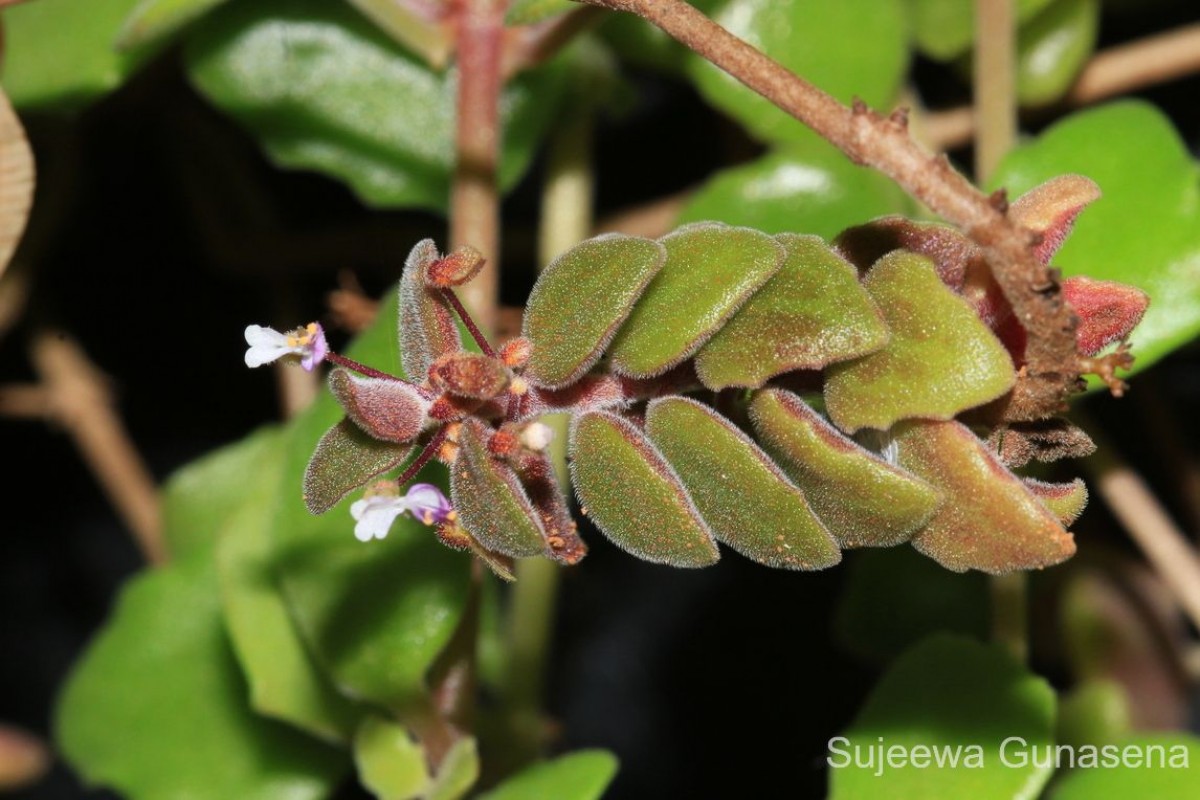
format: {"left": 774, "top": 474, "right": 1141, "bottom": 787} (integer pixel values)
{"left": 574, "top": 0, "right": 1083, "bottom": 421}
{"left": 451, "top": 0, "right": 506, "bottom": 336}
{"left": 325, "top": 351, "right": 402, "bottom": 381}
{"left": 442, "top": 287, "right": 498, "bottom": 358}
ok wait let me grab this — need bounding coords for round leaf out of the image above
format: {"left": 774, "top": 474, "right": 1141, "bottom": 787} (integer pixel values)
{"left": 829, "top": 635, "right": 1056, "bottom": 800}
{"left": 353, "top": 716, "right": 431, "bottom": 800}
{"left": 1015, "top": 0, "right": 1098, "bottom": 107}
{"left": 478, "top": 750, "right": 618, "bottom": 800}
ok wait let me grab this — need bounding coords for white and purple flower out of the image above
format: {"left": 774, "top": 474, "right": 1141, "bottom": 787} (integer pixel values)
{"left": 244, "top": 322, "right": 328, "bottom": 371}
{"left": 350, "top": 482, "right": 456, "bottom": 542}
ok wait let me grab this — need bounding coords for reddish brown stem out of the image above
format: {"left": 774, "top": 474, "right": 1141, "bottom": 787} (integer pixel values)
{"left": 397, "top": 426, "right": 450, "bottom": 487}
{"left": 441, "top": 287, "right": 497, "bottom": 358}
{"left": 575, "top": 0, "right": 1084, "bottom": 420}
{"left": 324, "top": 351, "right": 401, "bottom": 381}
{"left": 451, "top": 0, "right": 506, "bottom": 335}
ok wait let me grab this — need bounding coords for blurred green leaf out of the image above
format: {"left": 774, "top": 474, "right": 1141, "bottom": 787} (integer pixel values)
{"left": 609, "top": 224, "right": 783, "bottom": 378}
{"left": 56, "top": 547, "right": 347, "bottom": 800}
{"left": 834, "top": 548, "right": 987, "bottom": 663}
{"left": 3, "top": 0, "right": 157, "bottom": 110}
{"left": 907, "top": 0, "right": 1056, "bottom": 61}
{"left": 271, "top": 289, "right": 471, "bottom": 713}
{"left": 185, "top": 0, "right": 571, "bottom": 212}
{"left": 162, "top": 425, "right": 286, "bottom": 560}
{"left": 678, "top": 143, "right": 915, "bottom": 240}
{"left": 426, "top": 737, "right": 480, "bottom": 800}
{"left": 992, "top": 101, "right": 1200, "bottom": 374}
{"left": 118, "top": 0, "right": 232, "bottom": 48}
{"left": 353, "top": 715, "right": 431, "bottom": 799}
{"left": 506, "top": 0, "right": 575, "bottom": 26}
{"left": 217, "top": 452, "right": 363, "bottom": 743}
{"left": 478, "top": 750, "right": 619, "bottom": 800}
{"left": 686, "top": 0, "right": 907, "bottom": 146}
{"left": 1056, "top": 679, "right": 1130, "bottom": 750}
{"left": 1052, "top": 734, "right": 1200, "bottom": 799}
{"left": 829, "top": 635, "right": 1056, "bottom": 800}
{"left": 1015, "top": 0, "right": 1098, "bottom": 106}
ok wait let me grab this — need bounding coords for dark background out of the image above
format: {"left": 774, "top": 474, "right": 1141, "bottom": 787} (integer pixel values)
{"left": 4, "top": 3, "right": 1200, "bottom": 798}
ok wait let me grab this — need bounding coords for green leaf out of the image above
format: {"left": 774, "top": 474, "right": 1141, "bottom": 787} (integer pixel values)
{"left": 271, "top": 289, "right": 471, "bottom": 713}
{"left": 345, "top": 0, "right": 453, "bottom": 68}
{"left": 823, "top": 251, "right": 1016, "bottom": 433}
{"left": 56, "top": 547, "right": 347, "bottom": 800}
{"left": 834, "top": 548, "right": 987, "bottom": 663}
{"left": 353, "top": 715, "right": 431, "bottom": 800}
{"left": 478, "top": 750, "right": 618, "bottom": 800}
{"left": 1052, "top": 734, "right": 1200, "bottom": 799}
{"left": 218, "top": 472, "right": 363, "bottom": 743}
{"left": 117, "top": 0, "right": 232, "bottom": 48}
{"left": 2, "top": 0, "right": 157, "bottom": 111}
{"left": 569, "top": 410, "right": 719, "bottom": 568}
{"left": 1056, "top": 679, "right": 1130, "bottom": 749}
{"left": 992, "top": 101, "right": 1200, "bottom": 373}
{"left": 1016, "top": 0, "right": 1098, "bottom": 106}
{"left": 907, "top": 0, "right": 1057, "bottom": 61}
{"left": 695, "top": 234, "right": 889, "bottom": 390}
{"left": 506, "top": 0, "right": 575, "bottom": 26}
{"left": 749, "top": 388, "right": 940, "bottom": 548}
{"left": 185, "top": 0, "right": 571, "bottom": 212}
{"left": 451, "top": 419, "right": 547, "bottom": 558}
{"left": 677, "top": 144, "right": 915, "bottom": 240}
{"left": 646, "top": 396, "right": 840, "bottom": 570}
{"left": 686, "top": 0, "right": 907, "bottom": 146}
{"left": 895, "top": 420, "right": 1075, "bottom": 573}
{"left": 426, "top": 737, "right": 480, "bottom": 800}
{"left": 162, "top": 425, "right": 287, "bottom": 560}
{"left": 523, "top": 235, "right": 667, "bottom": 389}
{"left": 608, "top": 224, "right": 783, "bottom": 378}
{"left": 829, "top": 635, "right": 1056, "bottom": 800}
{"left": 304, "top": 418, "right": 414, "bottom": 515}
{"left": 1024, "top": 477, "right": 1089, "bottom": 526}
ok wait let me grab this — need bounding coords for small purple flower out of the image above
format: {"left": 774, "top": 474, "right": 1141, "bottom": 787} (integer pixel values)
{"left": 349, "top": 482, "right": 455, "bottom": 541}
{"left": 244, "top": 322, "right": 328, "bottom": 372}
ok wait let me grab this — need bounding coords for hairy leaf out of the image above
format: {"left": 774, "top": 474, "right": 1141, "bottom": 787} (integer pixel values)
{"left": 330, "top": 369, "right": 430, "bottom": 443}
{"left": 1025, "top": 477, "right": 1088, "bottom": 525}
{"left": 749, "top": 388, "right": 940, "bottom": 548}
{"left": 512, "top": 450, "right": 587, "bottom": 565}
{"left": 400, "top": 239, "right": 463, "bottom": 381}
{"left": 824, "top": 251, "right": 1016, "bottom": 433}
{"left": 304, "top": 419, "right": 414, "bottom": 514}
{"left": 646, "top": 397, "right": 840, "bottom": 571}
{"left": 834, "top": 216, "right": 978, "bottom": 289}
{"left": 609, "top": 224, "right": 783, "bottom": 378}
{"left": 695, "top": 234, "right": 889, "bottom": 389}
{"left": 451, "top": 420, "right": 546, "bottom": 558}
{"left": 56, "top": 548, "right": 347, "bottom": 800}
{"left": 1063, "top": 276, "right": 1149, "bottom": 356}
{"left": 478, "top": 751, "right": 618, "bottom": 800}
{"left": 677, "top": 143, "right": 914, "bottom": 240}
{"left": 896, "top": 420, "right": 1075, "bottom": 573}
{"left": 524, "top": 235, "right": 667, "bottom": 388}
{"left": 569, "top": 411, "right": 719, "bottom": 568}
{"left": 1009, "top": 175, "right": 1101, "bottom": 266}
{"left": 988, "top": 418, "right": 1096, "bottom": 468}
{"left": 829, "top": 635, "right": 1056, "bottom": 800}
{"left": 430, "top": 353, "right": 511, "bottom": 399}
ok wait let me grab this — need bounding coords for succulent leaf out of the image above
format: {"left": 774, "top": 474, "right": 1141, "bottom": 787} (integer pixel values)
{"left": 1063, "top": 276, "right": 1149, "bottom": 356}
{"left": 1024, "top": 477, "right": 1089, "bottom": 526}
{"left": 824, "top": 251, "right": 1016, "bottom": 433}
{"left": 303, "top": 418, "right": 414, "bottom": 514}
{"left": 608, "top": 224, "right": 784, "bottom": 378}
{"left": 450, "top": 420, "right": 546, "bottom": 558}
{"left": 895, "top": 419, "right": 1076, "bottom": 574}
{"left": 512, "top": 451, "right": 588, "bottom": 565}
{"left": 749, "top": 388, "right": 941, "bottom": 548}
{"left": 646, "top": 396, "right": 840, "bottom": 571}
{"left": 695, "top": 234, "right": 889, "bottom": 390}
{"left": 329, "top": 369, "right": 430, "bottom": 443}
{"left": 569, "top": 411, "right": 719, "bottom": 568}
{"left": 400, "top": 239, "right": 462, "bottom": 380}
{"left": 834, "top": 216, "right": 978, "bottom": 289}
{"left": 523, "top": 235, "right": 668, "bottom": 388}
{"left": 1009, "top": 174, "right": 1101, "bottom": 265}
{"left": 430, "top": 353, "right": 511, "bottom": 400}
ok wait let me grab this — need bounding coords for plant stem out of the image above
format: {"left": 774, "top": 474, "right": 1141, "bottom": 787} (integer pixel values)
{"left": 504, "top": 108, "right": 596, "bottom": 720}
{"left": 974, "top": 0, "right": 1028, "bottom": 663}
{"left": 451, "top": 0, "right": 506, "bottom": 336}
{"left": 442, "top": 287, "right": 498, "bottom": 357}
{"left": 573, "top": 0, "right": 1085, "bottom": 422}
{"left": 325, "top": 351, "right": 402, "bottom": 381}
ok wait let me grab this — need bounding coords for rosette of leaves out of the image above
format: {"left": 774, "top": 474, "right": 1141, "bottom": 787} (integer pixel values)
{"left": 307, "top": 177, "right": 1146, "bottom": 576}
